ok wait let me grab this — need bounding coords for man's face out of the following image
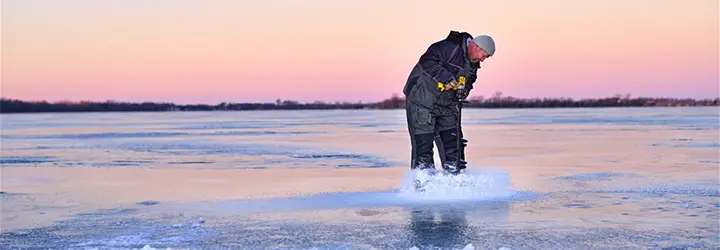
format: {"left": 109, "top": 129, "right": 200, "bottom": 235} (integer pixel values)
{"left": 469, "top": 43, "right": 491, "bottom": 63}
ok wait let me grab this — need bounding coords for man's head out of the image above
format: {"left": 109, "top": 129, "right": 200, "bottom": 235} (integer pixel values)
{"left": 468, "top": 35, "right": 495, "bottom": 63}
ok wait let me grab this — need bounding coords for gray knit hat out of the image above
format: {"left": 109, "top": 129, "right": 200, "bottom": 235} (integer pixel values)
{"left": 471, "top": 35, "right": 495, "bottom": 56}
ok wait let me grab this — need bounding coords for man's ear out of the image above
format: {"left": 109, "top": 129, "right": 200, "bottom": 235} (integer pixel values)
{"left": 468, "top": 42, "right": 477, "bottom": 52}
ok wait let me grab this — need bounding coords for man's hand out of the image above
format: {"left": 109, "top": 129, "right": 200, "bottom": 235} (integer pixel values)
{"left": 438, "top": 80, "right": 460, "bottom": 91}
{"left": 446, "top": 80, "right": 459, "bottom": 90}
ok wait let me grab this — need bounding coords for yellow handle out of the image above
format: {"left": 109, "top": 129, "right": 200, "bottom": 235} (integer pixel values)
{"left": 438, "top": 76, "right": 467, "bottom": 91}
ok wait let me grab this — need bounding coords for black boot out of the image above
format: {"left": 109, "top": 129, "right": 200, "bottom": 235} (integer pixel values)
{"left": 438, "top": 129, "right": 467, "bottom": 174}
{"left": 411, "top": 132, "right": 436, "bottom": 170}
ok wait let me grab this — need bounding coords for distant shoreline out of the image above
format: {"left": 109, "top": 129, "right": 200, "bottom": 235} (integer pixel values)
{"left": 1, "top": 95, "right": 718, "bottom": 114}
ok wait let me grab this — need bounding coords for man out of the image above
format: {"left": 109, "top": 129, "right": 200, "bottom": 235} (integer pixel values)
{"left": 402, "top": 30, "right": 495, "bottom": 174}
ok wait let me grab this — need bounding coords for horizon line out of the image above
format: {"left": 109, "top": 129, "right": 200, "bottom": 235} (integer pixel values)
{"left": 2, "top": 94, "right": 720, "bottom": 106}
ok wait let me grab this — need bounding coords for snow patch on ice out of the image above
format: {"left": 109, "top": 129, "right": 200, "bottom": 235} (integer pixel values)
{"left": 399, "top": 167, "right": 515, "bottom": 201}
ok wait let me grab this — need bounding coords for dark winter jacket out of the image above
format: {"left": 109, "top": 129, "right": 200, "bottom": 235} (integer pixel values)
{"left": 403, "top": 31, "right": 480, "bottom": 109}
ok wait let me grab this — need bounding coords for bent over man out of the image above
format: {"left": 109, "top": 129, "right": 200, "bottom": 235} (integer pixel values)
{"left": 402, "top": 30, "right": 495, "bottom": 174}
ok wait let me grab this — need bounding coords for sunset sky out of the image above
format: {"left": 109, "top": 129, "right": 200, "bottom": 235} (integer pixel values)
{"left": 3, "top": 0, "right": 718, "bottom": 104}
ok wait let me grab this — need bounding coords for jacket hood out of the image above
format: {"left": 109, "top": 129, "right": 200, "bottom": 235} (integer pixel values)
{"left": 446, "top": 30, "right": 479, "bottom": 67}
{"left": 445, "top": 30, "right": 474, "bottom": 45}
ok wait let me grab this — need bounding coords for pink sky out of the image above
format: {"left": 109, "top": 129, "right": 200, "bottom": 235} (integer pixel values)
{"left": 3, "top": 0, "right": 718, "bottom": 104}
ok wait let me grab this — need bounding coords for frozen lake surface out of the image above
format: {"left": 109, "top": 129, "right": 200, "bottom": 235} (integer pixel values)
{"left": 1, "top": 107, "right": 718, "bottom": 249}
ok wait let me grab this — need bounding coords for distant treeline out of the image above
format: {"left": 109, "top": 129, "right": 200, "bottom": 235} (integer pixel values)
{"left": 1, "top": 92, "right": 718, "bottom": 113}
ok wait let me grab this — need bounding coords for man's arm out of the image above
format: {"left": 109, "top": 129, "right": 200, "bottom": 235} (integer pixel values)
{"left": 466, "top": 65, "right": 479, "bottom": 91}
{"left": 418, "top": 41, "right": 456, "bottom": 85}
{"left": 458, "top": 64, "right": 479, "bottom": 100}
